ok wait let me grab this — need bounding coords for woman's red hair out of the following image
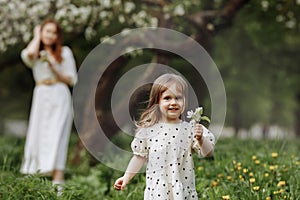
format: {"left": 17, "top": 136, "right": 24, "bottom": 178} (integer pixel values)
{"left": 39, "top": 19, "right": 63, "bottom": 63}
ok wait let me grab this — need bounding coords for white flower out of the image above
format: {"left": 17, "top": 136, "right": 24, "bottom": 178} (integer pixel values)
{"left": 101, "top": 0, "right": 111, "bottom": 8}
{"left": 187, "top": 107, "right": 210, "bottom": 123}
{"left": 124, "top": 2, "right": 135, "bottom": 14}
{"left": 149, "top": 17, "right": 158, "bottom": 27}
{"left": 100, "top": 36, "right": 116, "bottom": 45}
{"left": 173, "top": 4, "right": 185, "bottom": 16}
{"left": 118, "top": 15, "right": 125, "bottom": 23}
{"left": 261, "top": 0, "right": 269, "bottom": 11}
{"left": 120, "top": 28, "right": 131, "bottom": 36}
{"left": 40, "top": 50, "right": 48, "bottom": 62}
{"left": 187, "top": 110, "right": 194, "bottom": 118}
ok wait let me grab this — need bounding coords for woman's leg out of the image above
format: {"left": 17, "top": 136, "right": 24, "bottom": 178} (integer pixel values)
{"left": 53, "top": 169, "right": 64, "bottom": 182}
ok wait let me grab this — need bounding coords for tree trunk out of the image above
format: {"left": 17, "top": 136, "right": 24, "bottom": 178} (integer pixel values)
{"left": 71, "top": 53, "right": 173, "bottom": 164}
{"left": 71, "top": 0, "right": 252, "bottom": 164}
{"left": 233, "top": 101, "right": 241, "bottom": 137}
{"left": 295, "top": 93, "right": 300, "bottom": 137}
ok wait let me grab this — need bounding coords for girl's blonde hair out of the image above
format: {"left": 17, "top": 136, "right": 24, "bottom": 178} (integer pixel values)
{"left": 136, "top": 73, "right": 188, "bottom": 128}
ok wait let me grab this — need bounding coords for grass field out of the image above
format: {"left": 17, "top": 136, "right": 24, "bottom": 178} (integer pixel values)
{"left": 0, "top": 133, "right": 299, "bottom": 200}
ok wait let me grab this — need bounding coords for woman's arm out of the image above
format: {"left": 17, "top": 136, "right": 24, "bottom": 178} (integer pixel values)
{"left": 114, "top": 155, "right": 147, "bottom": 190}
{"left": 48, "top": 47, "right": 77, "bottom": 87}
{"left": 48, "top": 61, "right": 74, "bottom": 86}
{"left": 25, "top": 25, "right": 41, "bottom": 60}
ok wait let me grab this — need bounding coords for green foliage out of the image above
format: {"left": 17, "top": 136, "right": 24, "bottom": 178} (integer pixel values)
{"left": 212, "top": 3, "right": 300, "bottom": 129}
{"left": 0, "top": 175, "right": 58, "bottom": 200}
{"left": 1, "top": 134, "right": 299, "bottom": 199}
{"left": 0, "top": 63, "right": 33, "bottom": 119}
{"left": 195, "top": 139, "right": 300, "bottom": 199}
{"left": 1, "top": 0, "right": 300, "bottom": 133}
{"left": 0, "top": 135, "right": 24, "bottom": 172}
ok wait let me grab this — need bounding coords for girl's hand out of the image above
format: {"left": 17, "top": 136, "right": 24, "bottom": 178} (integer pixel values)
{"left": 114, "top": 177, "right": 127, "bottom": 190}
{"left": 194, "top": 123, "right": 203, "bottom": 143}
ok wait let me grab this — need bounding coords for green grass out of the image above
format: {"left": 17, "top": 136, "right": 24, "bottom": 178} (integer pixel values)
{"left": 0, "top": 133, "right": 299, "bottom": 199}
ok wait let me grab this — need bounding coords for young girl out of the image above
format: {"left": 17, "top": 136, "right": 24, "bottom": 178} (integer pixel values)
{"left": 114, "top": 73, "right": 215, "bottom": 199}
{"left": 20, "top": 19, "right": 77, "bottom": 186}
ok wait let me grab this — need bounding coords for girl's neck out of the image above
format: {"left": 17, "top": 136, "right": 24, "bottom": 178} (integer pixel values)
{"left": 159, "top": 119, "right": 182, "bottom": 124}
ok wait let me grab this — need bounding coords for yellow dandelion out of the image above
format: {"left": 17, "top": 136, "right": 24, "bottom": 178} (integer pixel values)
{"left": 237, "top": 162, "right": 242, "bottom": 167}
{"left": 237, "top": 166, "right": 242, "bottom": 171}
{"left": 264, "top": 173, "right": 269, "bottom": 177}
{"left": 227, "top": 176, "right": 232, "bottom": 181}
{"left": 218, "top": 173, "right": 224, "bottom": 178}
{"left": 253, "top": 186, "right": 260, "bottom": 191}
{"left": 263, "top": 163, "right": 267, "bottom": 167}
{"left": 249, "top": 172, "right": 254, "bottom": 177}
{"left": 243, "top": 168, "right": 248, "bottom": 173}
{"left": 239, "top": 175, "right": 244, "bottom": 181}
{"left": 271, "top": 152, "right": 278, "bottom": 158}
{"left": 222, "top": 195, "right": 230, "bottom": 200}
{"left": 295, "top": 161, "right": 300, "bottom": 166}
{"left": 249, "top": 178, "right": 255, "bottom": 183}
{"left": 282, "top": 165, "right": 288, "bottom": 172}
{"left": 212, "top": 180, "right": 218, "bottom": 187}
{"left": 266, "top": 197, "right": 271, "bottom": 200}
{"left": 279, "top": 189, "right": 285, "bottom": 193}
{"left": 255, "top": 160, "right": 260, "bottom": 165}
{"left": 198, "top": 166, "right": 203, "bottom": 171}
{"left": 273, "top": 189, "right": 285, "bottom": 195}
{"left": 269, "top": 165, "right": 275, "bottom": 171}
{"left": 252, "top": 155, "right": 257, "bottom": 160}
{"left": 232, "top": 160, "right": 236, "bottom": 165}
{"left": 277, "top": 181, "right": 286, "bottom": 187}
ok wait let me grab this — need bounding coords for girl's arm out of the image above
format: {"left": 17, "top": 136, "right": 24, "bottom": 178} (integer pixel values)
{"left": 114, "top": 155, "right": 147, "bottom": 190}
{"left": 198, "top": 135, "right": 214, "bottom": 157}
{"left": 194, "top": 123, "right": 215, "bottom": 157}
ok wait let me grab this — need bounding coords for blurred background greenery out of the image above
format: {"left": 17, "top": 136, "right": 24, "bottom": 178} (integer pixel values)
{"left": 1, "top": 1, "right": 300, "bottom": 199}
{"left": 0, "top": 0, "right": 299, "bottom": 139}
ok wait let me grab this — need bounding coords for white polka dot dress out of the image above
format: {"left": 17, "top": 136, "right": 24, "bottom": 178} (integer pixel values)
{"left": 131, "top": 121, "right": 215, "bottom": 200}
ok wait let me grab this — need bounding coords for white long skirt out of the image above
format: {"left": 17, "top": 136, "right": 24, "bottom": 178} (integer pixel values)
{"left": 21, "top": 83, "right": 72, "bottom": 174}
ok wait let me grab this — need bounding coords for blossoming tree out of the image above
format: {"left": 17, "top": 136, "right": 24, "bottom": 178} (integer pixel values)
{"left": 1, "top": 0, "right": 300, "bottom": 157}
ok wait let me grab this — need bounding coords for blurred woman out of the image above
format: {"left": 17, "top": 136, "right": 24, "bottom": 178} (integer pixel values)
{"left": 20, "top": 19, "right": 77, "bottom": 186}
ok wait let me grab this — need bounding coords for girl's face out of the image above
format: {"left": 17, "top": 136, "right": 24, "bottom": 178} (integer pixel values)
{"left": 41, "top": 23, "right": 58, "bottom": 46}
{"left": 159, "top": 84, "right": 184, "bottom": 123}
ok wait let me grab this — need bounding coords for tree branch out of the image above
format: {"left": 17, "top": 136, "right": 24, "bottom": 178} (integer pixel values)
{"left": 186, "top": 0, "right": 250, "bottom": 32}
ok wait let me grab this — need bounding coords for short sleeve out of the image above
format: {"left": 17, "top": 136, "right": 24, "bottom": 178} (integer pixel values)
{"left": 131, "top": 129, "right": 149, "bottom": 158}
{"left": 61, "top": 46, "right": 78, "bottom": 86}
{"left": 21, "top": 49, "right": 35, "bottom": 68}
{"left": 192, "top": 124, "right": 215, "bottom": 158}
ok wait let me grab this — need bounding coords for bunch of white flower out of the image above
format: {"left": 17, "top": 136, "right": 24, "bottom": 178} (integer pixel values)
{"left": 187, "top": 107, "right": 210, "bottom": 123}
{"left": 39, "top": 50, "right": 48, "bottom": 62}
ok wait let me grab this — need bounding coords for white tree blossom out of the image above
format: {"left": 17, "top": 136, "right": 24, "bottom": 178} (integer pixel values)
{"left": 0, "top": 0, "right": 298, "bottom": 53}
{"left": 173, "top": 4, "right": 185, "bottom": 16}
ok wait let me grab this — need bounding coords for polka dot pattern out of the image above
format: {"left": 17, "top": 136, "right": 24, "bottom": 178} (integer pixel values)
{"left": 131, "top": 121, "right": 215, "bottom": 199}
